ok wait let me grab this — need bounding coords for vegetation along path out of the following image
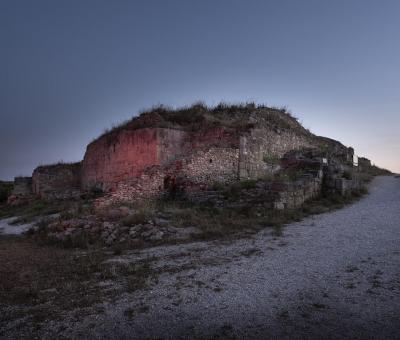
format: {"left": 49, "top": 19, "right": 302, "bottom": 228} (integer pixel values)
{"left": 1, "top": 176, "right": 400, "bottom": 339}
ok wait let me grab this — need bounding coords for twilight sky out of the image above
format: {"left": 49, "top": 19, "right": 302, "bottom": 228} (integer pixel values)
{"left": 1, "top": 0, "right": 399, "bottom": 180}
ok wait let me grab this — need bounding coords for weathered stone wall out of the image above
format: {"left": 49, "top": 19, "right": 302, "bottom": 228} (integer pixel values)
{"left": 317, "top": 136, "right": 354, "bottom": 164}
{"left": 323, "top": 175, "right": 363, "bottom": 196}
{"left": 6, "top": 177, "right": 33, "bottom": 205}
{"left": 239, "top": 128, "right": 314, "bottom": 179}
{"left": 172, "top": 147, "right": 239, "bottom": 185}
{"left": 271, "top": 176, "right": 322, "bottom": 210}
{"left": 358, "top": 157, "right": 372, "bottom": 172}
{"left": 94, "top": 166, "right": 165, "bottom": 209}
{"left": 12, "top": 177, "right": 32, "bottom": 196}
{"left": 32, "top": 163, "right": 81, "bottom": 199}
{"left": 82, "top": 128, "right": 186, "bottom": 191}
{"left": 186, "top": 174, "right": 323, "bottom": 211}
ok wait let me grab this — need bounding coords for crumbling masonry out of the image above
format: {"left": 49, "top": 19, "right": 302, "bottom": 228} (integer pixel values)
{"left": 7, "top": 104, "right": 368, "bottom": 208}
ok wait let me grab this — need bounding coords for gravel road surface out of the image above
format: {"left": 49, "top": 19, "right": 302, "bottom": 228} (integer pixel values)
{"left": 8, "top": 176, "right": 400, "bottom": 339}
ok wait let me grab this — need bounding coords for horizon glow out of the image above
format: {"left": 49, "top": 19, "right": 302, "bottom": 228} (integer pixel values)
{"left": 1, "top": 0, "right": 399, "bottom": 180}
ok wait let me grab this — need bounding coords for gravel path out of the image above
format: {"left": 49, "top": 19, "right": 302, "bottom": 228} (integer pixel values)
{"left": 0, "top": 217, "right": 34, "bottom": 235}
{"left": 31, "top": 176, "right": 400, "bottom": 338}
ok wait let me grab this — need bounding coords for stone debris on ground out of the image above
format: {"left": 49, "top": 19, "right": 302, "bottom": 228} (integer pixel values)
{"left": 42, "top": 214, "right": 194, "bottom": 245}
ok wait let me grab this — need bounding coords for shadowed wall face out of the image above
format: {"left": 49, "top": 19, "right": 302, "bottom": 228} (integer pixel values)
{"left": 32, "top": 163, "right": 81, "bottom": 199}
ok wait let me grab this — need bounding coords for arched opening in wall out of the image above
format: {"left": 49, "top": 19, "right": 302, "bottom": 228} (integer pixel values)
{"left": 209, "top": 159, "right": 213, "bottom": 163}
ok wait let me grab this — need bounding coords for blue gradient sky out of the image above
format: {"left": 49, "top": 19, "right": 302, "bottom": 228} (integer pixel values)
{"left": 1, "top": 0, "right": 399, "bottom": 180}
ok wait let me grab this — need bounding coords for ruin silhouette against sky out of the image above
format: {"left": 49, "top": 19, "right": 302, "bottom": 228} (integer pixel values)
{"left": 0, "top": 0, "right": 399, "bottom": 179}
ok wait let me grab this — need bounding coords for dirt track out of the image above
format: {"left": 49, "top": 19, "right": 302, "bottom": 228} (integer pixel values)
{"left": 1, "top": 176, "right": 400, "bottom": 339}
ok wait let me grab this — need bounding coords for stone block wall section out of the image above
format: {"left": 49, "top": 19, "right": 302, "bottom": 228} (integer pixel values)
{"left": 324, "top": 176, "right": 363, "bottom": 196}
{"left": 175, "top": 147, "right": 239, "bottom": 185}
{"left": 32, "top": 162, "right": 81, "bottom": 200}
{"left": 185, "top": 174, "right": 323, "bottom": 211}
{"left": 272, "top": 177, "right": 322, "bottom": 210}
{"left": 11, "top": 177, "right": 33, "bottom": 196}
{"left": 239, "top": 128, "right": 314, "bottom": 179}
{"left": 94, "top": 167, "right": 165, "bottom": 209}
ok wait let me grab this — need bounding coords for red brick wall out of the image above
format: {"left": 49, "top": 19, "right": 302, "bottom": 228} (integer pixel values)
{"left": 82, "top": 128, "right": 186, "bottom": 191}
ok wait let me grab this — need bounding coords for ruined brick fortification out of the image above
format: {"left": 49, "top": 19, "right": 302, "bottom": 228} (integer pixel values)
{"left": 87, "top": 104, "right": 327, "bottom": 206}
{"left": 12, "top": 103, "right": 364, "bottom": 205}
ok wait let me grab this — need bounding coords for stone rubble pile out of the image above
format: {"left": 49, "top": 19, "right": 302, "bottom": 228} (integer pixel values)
{"left": 43, "top": 214, "right": 190, "bottom": 246}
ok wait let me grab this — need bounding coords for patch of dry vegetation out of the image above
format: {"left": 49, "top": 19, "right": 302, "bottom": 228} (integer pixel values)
{"left": 358, "top": 165, "right": 392, "bottom": 183}
{"left": 0, "top": 236, "right": 154, "bottom": 333}
{"left": 91, "top": 101, "right": 310, "bottom": 145}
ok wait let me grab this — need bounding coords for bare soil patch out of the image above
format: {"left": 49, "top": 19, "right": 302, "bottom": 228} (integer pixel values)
{"left": 0, "top": 236, "right": 153, "bottom": 336}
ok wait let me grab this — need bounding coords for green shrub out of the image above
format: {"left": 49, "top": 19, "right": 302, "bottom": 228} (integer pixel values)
{"left": 211, "top": 181, "right": 226, "bottom": 191}
{"left": 343, "top": 170, "right": 352, "bottom": 180}
{"left": 121, "top": 206, "right": 155, "bottom": 226}
{"left": 263, "top": 154, "right": 280, "bottom": 164}
{"left": 88, "top": 185, "right": 104, "bottom": 198}
{"left": 238, "top": 179, "right": 258, "bottom": 190}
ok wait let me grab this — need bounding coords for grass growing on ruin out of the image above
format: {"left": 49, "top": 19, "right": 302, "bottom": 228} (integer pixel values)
{"left": 358, "top": 165, "right": 392, "bottom": 183}
{"left": 91, "top": 101, "right": 309, "bottom": 144}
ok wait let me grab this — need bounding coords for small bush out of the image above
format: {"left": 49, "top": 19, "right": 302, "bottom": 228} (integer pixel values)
{"left": 121, "top": 206, "right": 155, "bottom": 226}
{"left": 343, "top": 170, "right": 352, "bottom": 180}
{"left": 211, "top": 181, "right": 226, "bottom": 191}
{"left": 88, "top": 185, "right": 104, "bottom": 198}
{"left": 238, "top": 179, "right": 258, "bottom": 190}
{"left": 263, "top": 154, "right": 280, "bottom": 164}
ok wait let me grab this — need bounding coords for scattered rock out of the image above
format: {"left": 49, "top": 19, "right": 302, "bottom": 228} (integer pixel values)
{"left": 153, "top": 217, "right": 169, "bottom": 227}
{"left": 149, "top": 231, "right": 164, "bottom": 241}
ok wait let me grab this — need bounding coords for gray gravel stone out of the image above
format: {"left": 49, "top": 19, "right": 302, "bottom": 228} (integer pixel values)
{"left": 16, "top": 176, "right": 400, "bottom": 339}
